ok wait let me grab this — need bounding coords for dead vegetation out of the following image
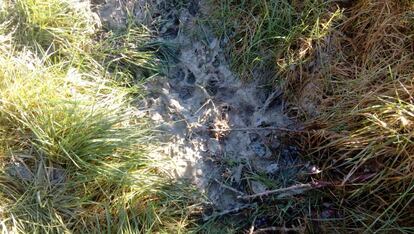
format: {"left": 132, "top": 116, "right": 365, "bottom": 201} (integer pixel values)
{"left": 283, "top": 0, "right": 414, "bottom": 232}
{"left": 210, "top": 0, "right": 414, "bottom": 232}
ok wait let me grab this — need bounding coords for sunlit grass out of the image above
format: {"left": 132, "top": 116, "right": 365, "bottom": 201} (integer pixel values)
{"left": 288, "top": 0, "right": 414, "bottom": 232}
{"left": 0, "top": 0, "right": 200, "bottom": 233}
{"left": 3, "top": 0, "right": 97, "bottom": 60}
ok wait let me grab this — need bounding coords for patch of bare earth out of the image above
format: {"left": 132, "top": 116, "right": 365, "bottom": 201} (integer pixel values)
{"left": 97, "top": 0, "right": 318, "bottom": 229}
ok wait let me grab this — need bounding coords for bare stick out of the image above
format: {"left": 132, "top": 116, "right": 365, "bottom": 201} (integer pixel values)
{"left": 214, "top": 179, "right": 245, "bottom": 196}
{"left": 209, "top": 126, "right": 303, "bottom": 133}
{"left": 194, "top": 99, "right": 213, "bottom": 115}
{"left": 238, "top": 182, "right": 327, "bottom": 200}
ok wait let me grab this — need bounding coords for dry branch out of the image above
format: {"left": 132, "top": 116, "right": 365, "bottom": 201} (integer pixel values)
{"left": 238, "top": 182, "right": 328, "bottom": 200}
{"left": 209, "top": 126, "right": 304, "bottom": 133}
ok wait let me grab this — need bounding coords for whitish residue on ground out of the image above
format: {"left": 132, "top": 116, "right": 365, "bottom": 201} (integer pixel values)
{"left": 97, "top": 0, "right": 307, "bottom": 213}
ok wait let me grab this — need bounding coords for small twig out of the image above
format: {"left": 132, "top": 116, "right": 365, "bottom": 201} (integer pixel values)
{"left": 238, "top": 182, "right": 328, "bottom": 200}
{"left": 249, "top": 217, "right": 256, "bottom": 234}
{"left": 195, "top": 84, "right": 213, "bottom": 99}
{"left": 209, "top": 127, "right": 303, "bottom": 133}
{"left": 214, "top": 179, "right": 245, "bottom": 196}
{"left": 253, "top": 226, "right": 303, "bottom": 234}
{"left": 194, "top": 99, "right": 213, "bottom": 115}
{"left": 203, "top": 204, "right": 251, "bottom": 221}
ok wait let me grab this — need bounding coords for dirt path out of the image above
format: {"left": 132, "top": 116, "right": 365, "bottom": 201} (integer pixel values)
{"left": 98, "top": 0, "right": 306, "bottom": 218}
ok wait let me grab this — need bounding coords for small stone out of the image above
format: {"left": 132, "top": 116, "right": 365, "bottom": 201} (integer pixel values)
{"left": 251, "top": 181, "right": 267, "bottom": 194}
{"left": 98, "top": 0, "right": 128, "bottom": 30}
{"left": 169, "top": 99, "right": 184, "bottom": 111}
{"left": 196, "top": 169, "right": 203, "bottom": 176}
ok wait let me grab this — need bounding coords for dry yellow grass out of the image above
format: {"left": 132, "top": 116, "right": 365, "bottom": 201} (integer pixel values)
{"left": 283, "top": 0, "right": 414, "bottom": 231}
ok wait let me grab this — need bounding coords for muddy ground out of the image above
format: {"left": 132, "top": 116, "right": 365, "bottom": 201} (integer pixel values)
{"left": 97, "top": 0, "right": 313, "bottom": 225}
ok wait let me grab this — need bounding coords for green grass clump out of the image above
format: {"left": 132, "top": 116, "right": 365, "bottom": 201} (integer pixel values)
{"left": 94, "top": 25, "right": 159, "bottom": 86}
{"left": 208, "top": 0, "right": 335, "bottom": 80}
{"left": 3, "top": 0, "right": 96, "bottom": 59}
{"left": 0, "top": 0, "right": 200, "bottom": 233}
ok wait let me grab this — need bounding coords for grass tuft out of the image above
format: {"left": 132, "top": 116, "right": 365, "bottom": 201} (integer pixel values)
{"left": 0, "top": 0, "right": 200, "bottom": 233}
{"left": 10, "top": 0, "right": 96, "bottom": 57}
{"left": 286, "top": 0, "right": 414, "bottom": 232}
{"left": 208, "top": 0, "right": 334, "bottom": 81}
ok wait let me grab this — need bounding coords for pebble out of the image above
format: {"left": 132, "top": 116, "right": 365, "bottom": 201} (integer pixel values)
{"left": 196, "top": 168, "right": 203, "bottom": 176}
{"left": 251, "top": 181, "right": 267, "bottom": 194}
